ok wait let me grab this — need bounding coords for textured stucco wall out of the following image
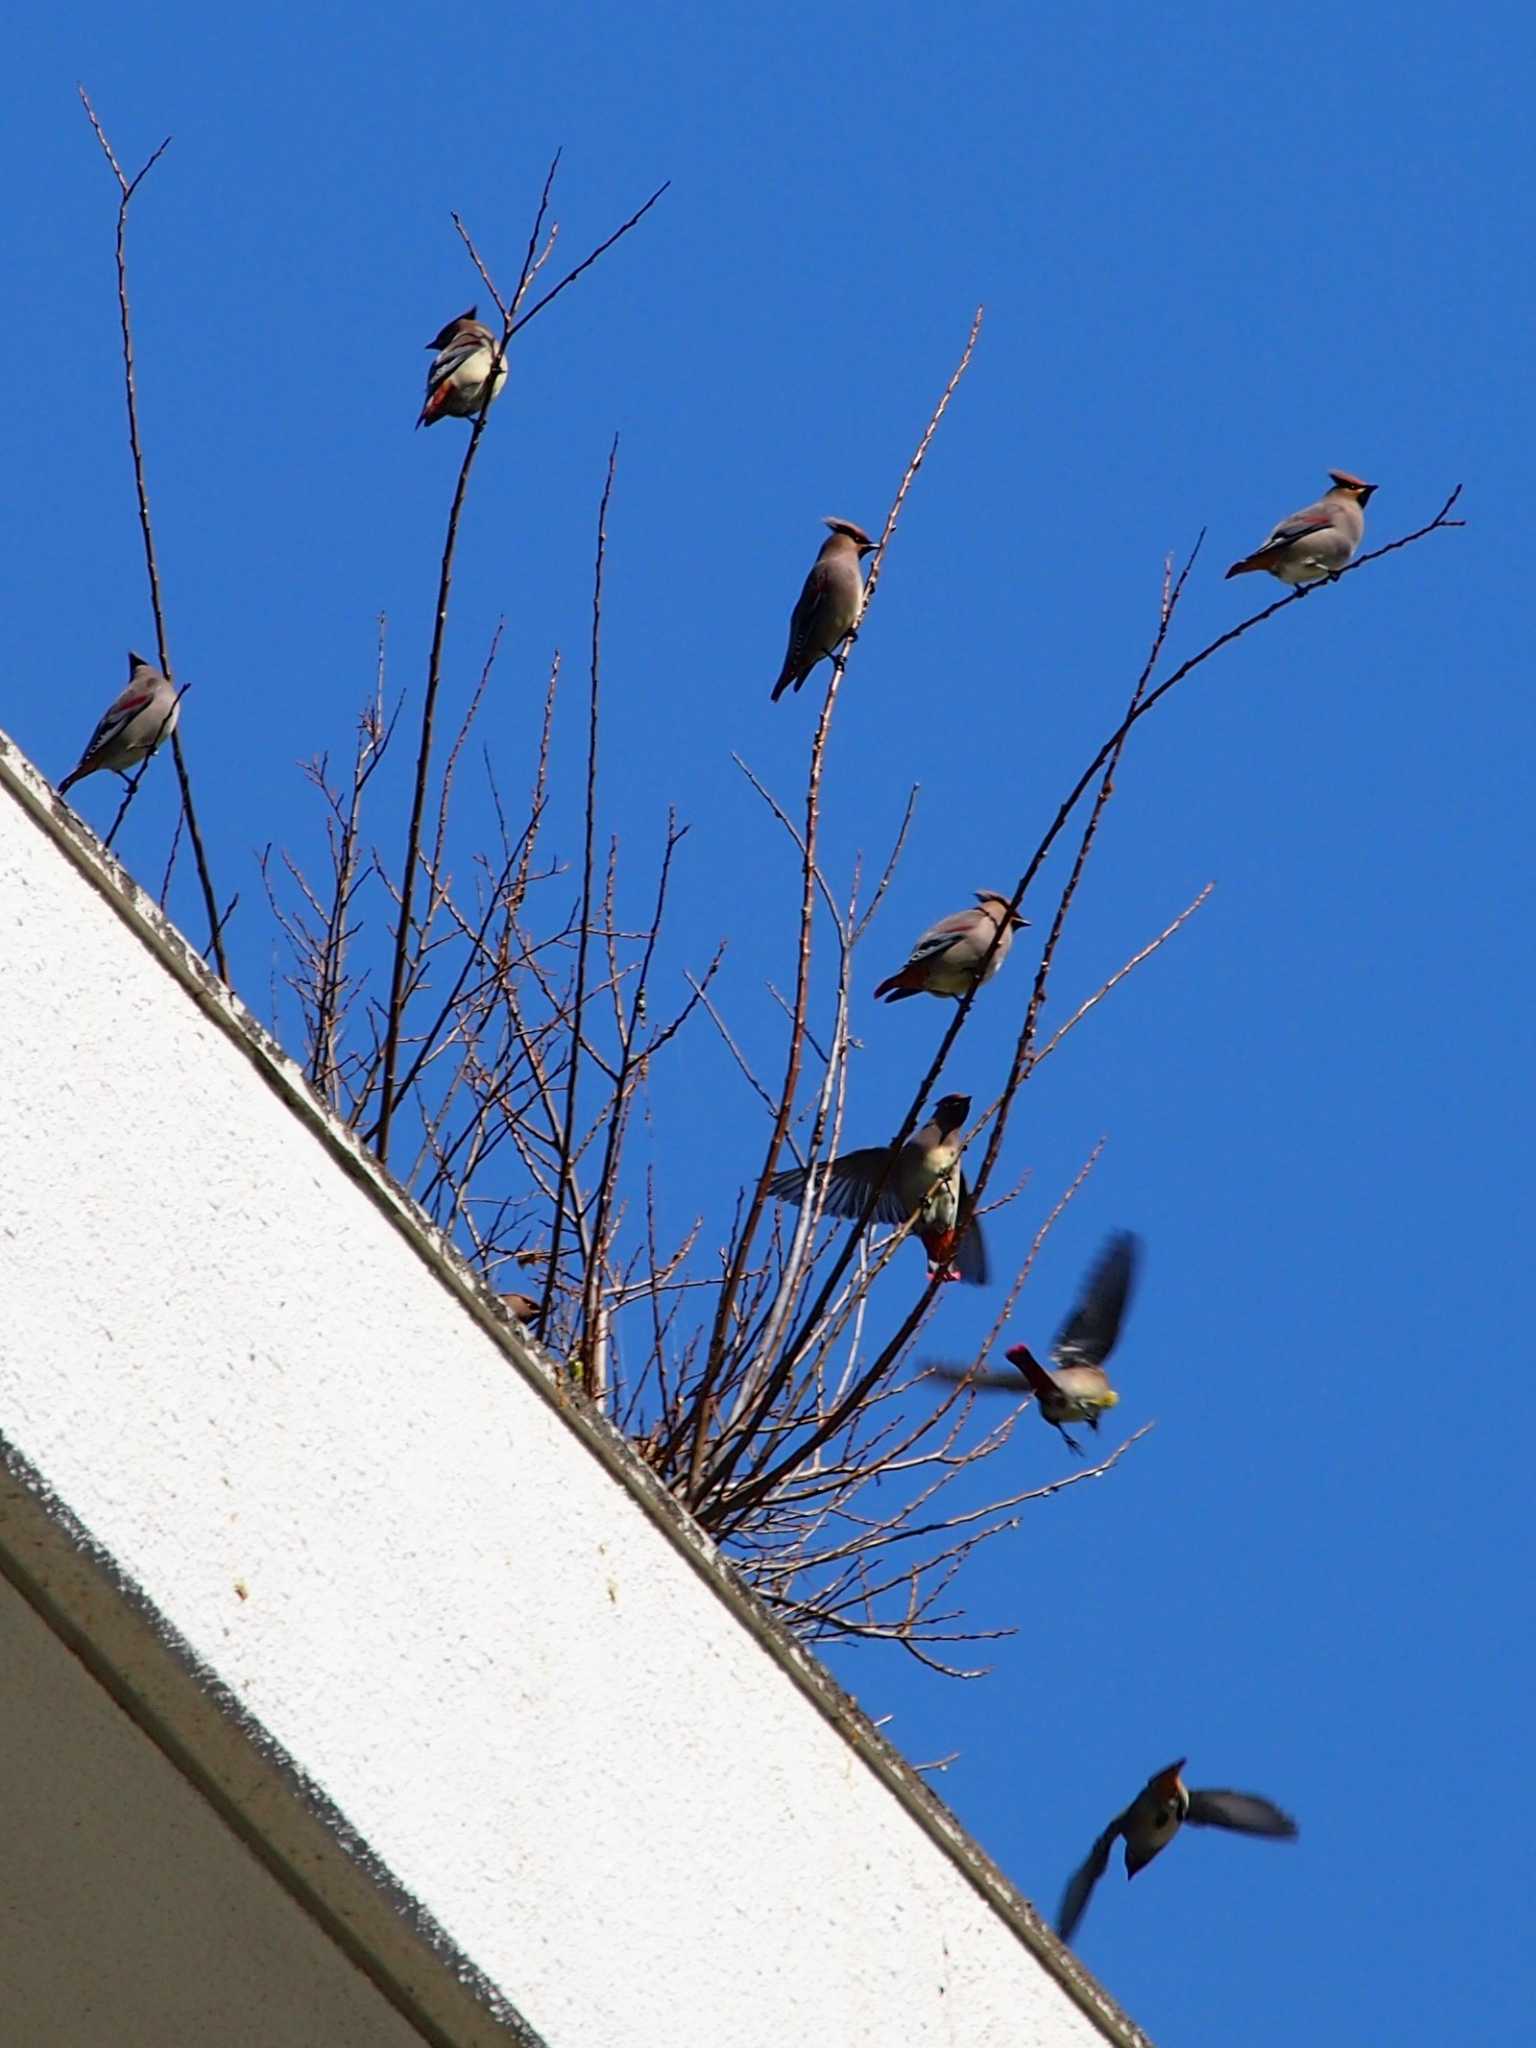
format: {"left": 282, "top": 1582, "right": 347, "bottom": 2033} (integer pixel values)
{"left": 0, "top": 739, "right": 1144, "bottom": 2048}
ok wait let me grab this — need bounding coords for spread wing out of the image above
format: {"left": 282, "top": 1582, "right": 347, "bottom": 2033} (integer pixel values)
{"left": 1057, "top": 1820, "right": 1120, "bottom": 1944}
{"left": 1053, "top": 1231, "right": 1139, "bottom": 1370}
{"left": 766, "top": 1145, "right": 907, "bottom": 1225}
{"left": 1184, "top": 1789, "right": 1297, "bottom": 1838}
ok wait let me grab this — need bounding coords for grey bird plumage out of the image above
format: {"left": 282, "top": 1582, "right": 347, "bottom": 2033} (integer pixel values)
{"left": 59, "top": 652, "right": 181, "bottom": 796}
{"left": 873, "top": 890, "right": 1028, "bottom": 1003}
{"left": 417, "top": 306, "right": 508, "bottom": 429}
{"left": 1225, "top": 470, "right": 1377, "bottom": 585}
{"left": 766, "top": 1092, "right": 986, "bottom": 1284}
{"left": 770, "top": 518, "right": 875, "bottom": 700}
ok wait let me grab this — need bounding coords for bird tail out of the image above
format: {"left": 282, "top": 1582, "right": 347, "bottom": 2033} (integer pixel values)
{"left": 872, "top": 966, "right": 922, "bottom": 1002}
{"left": 1223, "top": 556, "right": 1263, "bottom": 578}
{"left": 58, "top": 765, "right": 84, "bottom": 796}
{"left": 770, "top": 666, "right": 800, "bottom": 703}
{"left": 1004, "top": 1344, "right": 1056, "bottom": 1400}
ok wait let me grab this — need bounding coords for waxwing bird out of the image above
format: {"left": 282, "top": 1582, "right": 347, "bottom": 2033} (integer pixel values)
{"left": 766, "top": 1092, "right": 987, "bottom": 1284}
{"left": 1058, "top": 1759, "right": 1297, "bottom": 1946}
{"left": 873, "top": 890, "right": 1029, "bottom": 1003}
{"left": 417, "top": 306, "right": 508, "bottom": 429}
{"left": 499, "top": 1292, "right": 541, "bottom": 1324}
{"left": 928, "top": 1231, "right": 1139, "bottom": 1453}
{"left": 1225, "top": 470, "right": 1377, "bottom": 585}
{"left": 770, "top": 518, "right": 875, "bottom": 701}
{"left": 59, "top": 652, "right": 180, "bottom": 796}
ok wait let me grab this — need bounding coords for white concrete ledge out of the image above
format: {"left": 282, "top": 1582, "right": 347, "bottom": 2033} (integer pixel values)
{"left": 0, "top": 729, "right": 1151, "bottom": 2048}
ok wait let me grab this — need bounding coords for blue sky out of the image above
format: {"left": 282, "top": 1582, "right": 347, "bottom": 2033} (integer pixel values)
{"left": 7, "top": 2, "right": 1532, "bottom": 2040}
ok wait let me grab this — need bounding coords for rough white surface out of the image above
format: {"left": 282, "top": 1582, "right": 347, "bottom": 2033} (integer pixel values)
{"left": 0, "top": 758, "right": 1129, "bottom": 2048}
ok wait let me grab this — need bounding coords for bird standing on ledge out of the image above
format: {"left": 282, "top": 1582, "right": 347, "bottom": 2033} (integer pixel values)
{"left": 1225, "top": 470, "right": 1376, "bottom": 585}
{"left": 59, "top": 653, "right": 181, "bottom": 796}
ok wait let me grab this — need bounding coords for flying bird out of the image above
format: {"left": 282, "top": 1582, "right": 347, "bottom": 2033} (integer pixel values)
{"left": 1225, "top": 470, "right": 1376, "bottom": 585}
{"left": 770, "top": 518, "right": 875, "bottom": 700}
{"left": 1058, "top": 1758, "right": 1298, "bottom": 1945}
{"left": 59, "top": 652, "right": 180, "bottom": 797}
{"left": 930, "top": 1231, "right": 1139, "bottom": 1452}
{"left": 766, "top": 1092, "right": 986, "bottom": 1284}
{"left": 417, "top": 306, "right": 508, "bottom": 429}
{"left": 873, "top": 890, "right": 1028, "bottom": 1003}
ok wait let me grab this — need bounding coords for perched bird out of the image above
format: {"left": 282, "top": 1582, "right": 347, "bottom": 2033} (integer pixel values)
{"left": 766, "top": 1092, "right": 986, "bottom": 1284}
{"left": 59, "top": 652, "right": 180, "bottom": 796}
{"left": 416, "top": 306, "right": 508, "bottom": 429}
{"left": 499, "top": 1292, "right": 541, "bottom": 1324}
{"left": 1225, "top": 470, "right": 1377, "bottom": 585}
{"left": 770, "top": 518, "right": 876, "bottom": 700}
{"left": 873, "top": 890, "right": 1028, "bottom": 1003}
{"left": 928, "top": 1231, "right": 1139, "bottom": 1451}
{"left": 1058, "top": 1759, "right": 1298, "bottom": 1945}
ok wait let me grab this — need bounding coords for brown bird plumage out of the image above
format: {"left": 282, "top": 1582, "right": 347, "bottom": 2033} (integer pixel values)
{"left": 873, "top": 890, "right": 1028, "bottom": 1003}
{"left": 766, "top": 1092, "right": 986, "bottom": 1284}
{"left": 770, "top": 518, "right": 875, "bottom": 700}
{"left": 1224, "top": 470, "right": 1377, "bottom": 584}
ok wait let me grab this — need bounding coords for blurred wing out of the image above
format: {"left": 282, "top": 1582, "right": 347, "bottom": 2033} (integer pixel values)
{"left": 925, "top": 1361, "right": 1032, "bottom": 1392}
{"left": 766, "top": 1145, "right": 907, "bottom": 1224}
{"left": 1058, "top": 1823, "right": 1119, "bottom": 1944}
{"left": 1185, "top": 1789, "right": 1298, "bottom": 1838}
{"left": 1053, "top": 1231, "right": 1139, "bottom": 1370}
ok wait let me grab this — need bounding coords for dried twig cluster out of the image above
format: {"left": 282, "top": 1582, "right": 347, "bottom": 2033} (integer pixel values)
{"left": 71, "top": 100, "right": 1464, "bottom": 1672}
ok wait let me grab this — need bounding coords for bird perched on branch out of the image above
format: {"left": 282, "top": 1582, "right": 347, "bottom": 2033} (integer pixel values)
{"left": 1224, "top": 470, "right": 1377, "bottom": 585}
{"left": 770, "top": 518, "right": 876, "bottom": 700}
{"left": 766, "top": 1092, "right": 986, "bottom": 1284}
{"left": 59, "top": 652, "right": 180, "bottom": 796}
{"left": 416, "top": 306, "right": 508, "bottom": 429}
{"left": 873, "top": 890, "right": 1028, "bottom": 1003}
{"left": 930, "top": 1231, "right": 1139, "bottom": 1452}
{"left": 499, "top": 1292, "right": 540, "bottom": 1324}
{"left": 1057, "top": 1758, "right": 1298, "bottom": 1945}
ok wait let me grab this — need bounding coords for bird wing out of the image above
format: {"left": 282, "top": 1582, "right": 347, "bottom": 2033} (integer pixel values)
{"left": 783, "top": 559, "right": 832, "bottom": 663}
{"left": 81, "top": 684, "right": 157, "bottom": 760}
{"left": 904, "top": 908, "right": 978, "bottom": 966}
{"left": 1255, "top": 510, "right": 1336, "bottom": 554}
{"left": 948, "top": 1176, "right": 987, "bottom": 1285}
{"left": 1053, "top": 1231, "right": 1139, "bottom": 1370}
{"left": 766, "top": 1145, "right": 909, "bottom": 1225}
{"left": 1184, "top": 1789, "right": 1298, "bottom": 1838}
{"left": 925, "top": 1361, "right": 1033, "bottom": 1392}
{"left": 1057, "top": 1820, "right": 1120, "bottom": 1944}
{"left": 426, "top": 335, "right": 490, "bottom": 393}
